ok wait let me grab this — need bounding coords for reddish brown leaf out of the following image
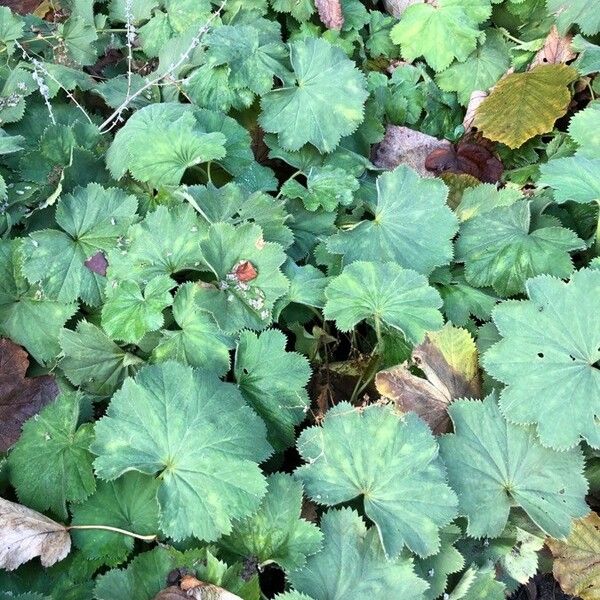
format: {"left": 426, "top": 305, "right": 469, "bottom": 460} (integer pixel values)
{"left": 425, "top": 134, "right": 503, "bottom": 183}
{"left": 0, "top": 338, "right": 58, "bottom": 452}
{"left": 233, "top": 260, "right": 258, "bottom": 282}
{"left": 0, "top": 0, "right": 42, "bottom": 15}
{"left": 315, "top": 0, "right": 344, "bottom": 30}
{"left": 372, "top": 125, "right": 452, "bottom": 177}
{"left": 84, "top": 251, "right": 108, "bottom": 276}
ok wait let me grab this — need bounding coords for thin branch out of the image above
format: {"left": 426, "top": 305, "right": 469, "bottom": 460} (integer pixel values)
{"left": 98, "top": 0, "right": 227, "bottom": 133}
{"left": 67, "top": 524, "right": 157, "bottom": 541}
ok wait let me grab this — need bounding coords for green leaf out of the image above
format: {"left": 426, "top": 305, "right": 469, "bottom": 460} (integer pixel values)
{"left": 106, "top": 204, "right": 205, "bottom": 284}
{"left": 234, "top": 329, "right": 310, "bottom": 451}
{"left": 482, "top": 269, "right": 600, "bottom": 450}
{"left": 455, "top": 200, "right": 585, "bottom": 296}
{"left": 455, "top": 183, "right": 523, "bottom": 222}
{"left": 20, "top": 183, "right": 138, "bottom": 305}
{"left": 70, "top": 472, "right": 159, "bottom": 564}
{"left": 439, "top": 395, "right": 589, "bottom": 538}
{"left": 415, "top": 525, "right": 465, "bottom": 600}
{"left": 259, "top": 38, "right": 368, "bottom": 152}
{"left": 202, "top": 20, "right": 288, "bottom": 96}
{"left": 568, "top": 103, "right": 600, "bottom": 158}
{"left": 282, "top": 166, "right": 359, "bottom": 212}
{"left": 101, "top": 275, "right": 175, "bottom": 344}
{"left": 270, "top": 0, "right": 315, "bottom": 21}
{"left": 0, "top": 7, "right": 23, "bottom": 53}
{"left": 546, "top": 0, "right": 600, "bottom": 36}
{"left": 437, "top": 30, "right": 511, "bottom": 105}
{"left": 109, "top": 0, "right": 159, "bottom": 24}
{"left": 539, "top": 156, "right": 600, "bottom": 204}
{"left": 473, "top": 64, "right": 579, "bottom": 149}
{"left": 58, "top": 17, "right": 98, "bottom": 66}
{"left": 572, "top": 35, "right": 600, "bottom": 76}
{"left": 106, "top": 103, "right": 226, "bottom": 187}
{"left": 59, "top": 321, "right": 144, "bottom": 397}
{"left": 326, "top": 167, "right": 458, "bottom": 275}
{"left": 8, "top": 393, "right": 95, "bottom": 519}
{"left": 288, "top": 508, "right": 429, "bottom": 599}
{"left": 323, "top": 261, "right": 443, "bottom": 345}
{"left": 195, "top": 222, "right": 289, "bottom": 333}
{"left": 296, "top": 403, "right": 458, "bottom": 558}
{"left": 152, "top": 282, "right": 233, "bottom": 376}
{"left": 91, "top": 362, "right": 272, "bottom": 540}
{"left": 390, "top": 0, "right": 492, "bottom": 72}
{"left": 0, "top": 240, "right": 77, "bottom": 366}
{"left": 220, "top": 473, "right": 322, "bottom": 572}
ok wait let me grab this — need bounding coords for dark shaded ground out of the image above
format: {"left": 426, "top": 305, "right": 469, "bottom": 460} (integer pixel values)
{"left": 511, "top": 574, "right": 581, "bottom": 600}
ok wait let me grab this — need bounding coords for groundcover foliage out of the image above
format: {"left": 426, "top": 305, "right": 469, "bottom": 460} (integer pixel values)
{"left": 0, "top": 0, "right": 599, "bottom": 598}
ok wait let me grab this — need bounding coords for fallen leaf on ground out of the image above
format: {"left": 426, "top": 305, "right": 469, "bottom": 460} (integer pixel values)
{"left": 425, "top": 135, "right": 503, "bottom": 183}
{"left": 463, "top": 90, "right": 488, "bottom": 131}
{"left": 372, "top": 125, "right": 452, "bottom": 177}
{"left": 547, "top": 511, "right": 600, "bottom": 600}
{"left": 153, "top": 575, "right": 244, "bottom": 600}
{"left": 0, "top": 338, "right": 59, "bottom": 452}
{"left": 0, "top": 0, "right": 42, "bottom": 15}
{"left": 376, "top": 324, "right": 481, "bottom": 433}
{"left": 531, "top": 26, "right": 576, "bottom": 68}
{"left": 473, "top": 64, "right": 579, "bottom": 148}
{"left": 315, "top": 0, "right": 344, "bottom": 30}
{"left": 0, "top": 497, "right": 71, "bottom": 570}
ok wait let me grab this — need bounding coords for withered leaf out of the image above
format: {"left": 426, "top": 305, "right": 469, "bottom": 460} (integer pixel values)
{"left": 463, "top": 90, "right": 488, "bottom": 131}
{"left": 232, "top": 260, "right": 258, "bottom": 283}
{"left": 372, "top": 125, "right": 452, "bottom": 178}
{"left": 84, "top": 251, "right": 109, "bottom": 276}
{"left": 0, "top": 0, "right": 42, "bottom": 15}
{"left": 425, "top": 134, "right": 503, "bottom": 183}
{"left": 0, "top": 497, "right": 71, "bottom": 570}
{"left": 314, "top": 0, "right": 344, "bottom": 30}
{"left": 153, "top": 579, "right": 244, "bottom": 600}
{"left": 382, "top": 0, "right": 421, "bottom": 18}
{"left": 375, "top": 325, "right": 481, "bottom": 434}
{"left": 547, "top": 511, "right": 600, "bottom": 600}
{"left": 531, "top": 26, "right": 576, "bottom": 68}
{"left": 0, "top": 338, "right": 59, "bottom": 452}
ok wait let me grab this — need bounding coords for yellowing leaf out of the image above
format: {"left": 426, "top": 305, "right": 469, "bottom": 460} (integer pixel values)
{"left": 0, "top": 497, "right": 71, "bottom": 570}
{"left": 473, "top": 64, "right": 578, "bottom": 148}
{"left": 547, "top": 512, "right": 600, "bottom": 600}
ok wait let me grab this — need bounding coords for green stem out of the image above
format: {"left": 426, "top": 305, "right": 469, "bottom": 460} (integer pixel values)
{"left": 595, "top": 201, "right": 600, "bottom": 256}
{"left": 498, "top": 27, "right": 527, "bottom": 45}
{"left": 275, "top": 169, "right": 303, "bottom": 200}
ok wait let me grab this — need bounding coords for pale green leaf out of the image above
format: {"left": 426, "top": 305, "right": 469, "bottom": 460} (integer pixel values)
{"left": 289, "top": 508, "right": 429, "bottom": 598}
{"left": 326, "top": 167, "right": 458, "bottom": 274}
{"left": 8, "top": 393, "right": 96, "bottom": 519}
{"left": 439, "top": 395, "right": 589, "bottom": 538}
{"left": 482, "top": 269, "right": 600, "bottom": 450}
{"left": 152, "top": 282, "right": 232, "bottom": 376}
{"left": 390, "top": 0, "right": 492, "bottom": 72}
{"left": 546, "top": 0, "right": 600, "bottom": 36}
{"left": 234, "top": 329, "right": 310, "bottom": 451}
{"left": 259, "top": 38, "right": 368, "bottom": 152}
{"left": 91, "top": 362, "right": 272, "bottom": 540}
{"left": 539, "top": 156, "right": 600, "bottom": 204}
{"left": 296, "top": 403, "right": 458, "bottom": 558}
{"left": 220, "top": 473, "right": 322, "bottom": 572}
{"left": 323, "top": 261, "right": 443, "bottom": 345}
{"left": 59, "top": 321, "right": 144, "bottom": 397}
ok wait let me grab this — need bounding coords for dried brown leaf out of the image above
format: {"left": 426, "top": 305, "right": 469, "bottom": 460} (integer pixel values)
{"left": 153, "top": 580, "right": 244, "bottom": 600}
{"left": 547, "top": 511, "right": 600, "bottom": 600}
{"left": 0, "top": 0, "right": 42, "bottom": 15}
{"left": 0, "top": 338, "right": 59, "bottom": 452}
{"left": 375, "top": 325, "right": 481, "bottom": 434}
{"left": 0, "top": 497, "right": 71, "bottom": 570}
{"left": 463, "top": 90, "right": 488, "bottom": 131}
{"left": 371, "top": 125, "right": 452, "bottom": 177}
{"left": 314, "top": 0, "right": 344, "bottom": 30}
{"left": 531, "top": 26, "right": 576, "bottom": 69}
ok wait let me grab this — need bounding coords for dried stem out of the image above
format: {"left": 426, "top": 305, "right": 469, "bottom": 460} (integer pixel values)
{"left": 67, "top": 524, "right": 157, "bottom": 541}
{"left": 98, "top": 0, "right": 227, "bottom": 133}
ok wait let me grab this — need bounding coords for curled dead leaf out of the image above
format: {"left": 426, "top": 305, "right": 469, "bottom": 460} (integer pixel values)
{"left": 463, "top": 90, "right": 488, "bottom": 132}
{"left": 153, "top": 576, "right": 244, "bottom": 600}
{"left": 425, "top": 134, "right": 503, "bottom": 183}
{"left": 530, "top": 26, "right": 576, "bottom": 69}
{"left": 371, "top": 125, "right": 452, "bottom": 177}
{"left": 0, "top": 497, "right": 71, "bottom": 570}
{"left": 0, "top": 338, "right": 59, "bottom": 452}
{"left": 382, "top": 0, "right": 421, "bottom": 17}
{"left": 314, "top": 0, "right": 344, "bottom": 30}
{"left": 547, "top": 511, "right": 600, "bottom": 600}
{"left": 375, "top": 325, "right": 481, "bottom": 434}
